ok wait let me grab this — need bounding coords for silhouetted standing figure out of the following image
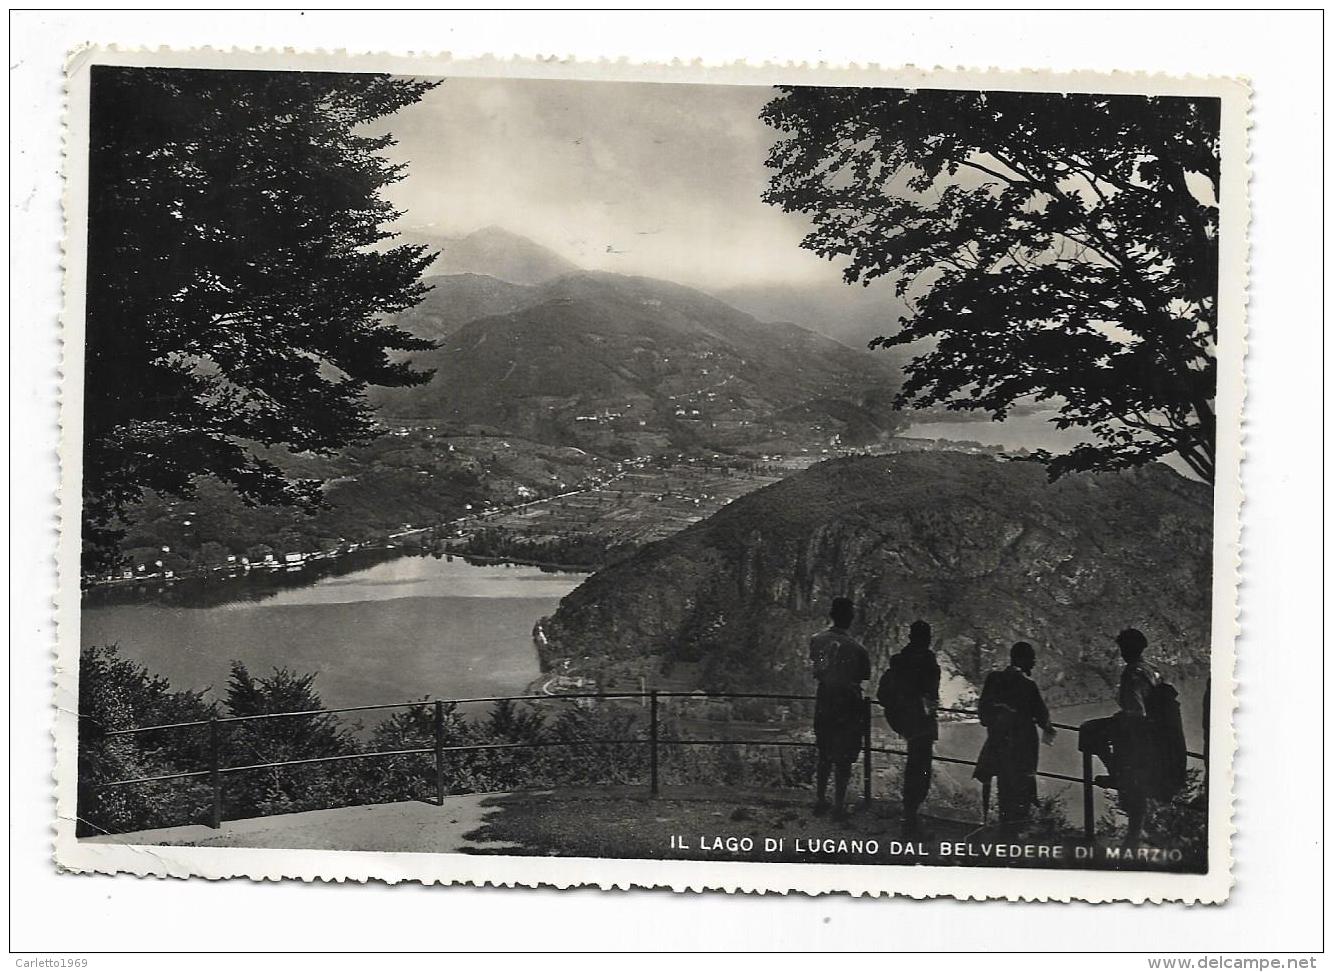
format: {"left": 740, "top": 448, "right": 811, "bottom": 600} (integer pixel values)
{"left": 887, "top": 620, "right": 940, "bottom": 834}
{"left": 808, "top": 597, "right": 871, "bottom": 822}
{"left": 1114, "top": 627, "right": 1159, "bottom": 843}
{"left": 974, "top": 642, "right": 1056, "bottom": 831}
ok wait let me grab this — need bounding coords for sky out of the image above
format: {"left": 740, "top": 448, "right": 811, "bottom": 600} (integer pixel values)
{"left": 374, "top": 76, "right": 842, "bottom": 290}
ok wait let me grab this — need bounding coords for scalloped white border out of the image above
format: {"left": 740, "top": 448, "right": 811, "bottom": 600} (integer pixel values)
{"left": 52, "top": 46, "right": 1248, "bottom": 903}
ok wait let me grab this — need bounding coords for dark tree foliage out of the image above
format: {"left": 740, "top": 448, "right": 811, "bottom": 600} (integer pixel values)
{"left": 76, "top": 648, "right": 960, "bottom": 834}
{"left": 76, "top": 645, "right": 216, "bottom": 835}
{"left": 221, "top": 662, "right": 361, "bottom": 817}
{"left": 761, "top": 87, "right": 1220, "bottom": 482}
{"left": 84, "top": 67, "right": 440, "bottom": 570}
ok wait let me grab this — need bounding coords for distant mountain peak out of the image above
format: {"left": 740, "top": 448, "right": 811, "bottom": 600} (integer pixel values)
{"left": 464, "top": 225, "right": 536, "bottom": 243}
{"left": 401, "top": 226, "right": 580, "bottom": 286}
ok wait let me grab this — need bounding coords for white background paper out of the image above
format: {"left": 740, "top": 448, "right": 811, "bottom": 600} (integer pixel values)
{"left": 8, "top": 7, "right": 1324, "bottom": 957}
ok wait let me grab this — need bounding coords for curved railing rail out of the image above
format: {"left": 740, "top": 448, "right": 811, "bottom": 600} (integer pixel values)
{"left": 83, "top": 690, "right": 1205, "bottom": 839}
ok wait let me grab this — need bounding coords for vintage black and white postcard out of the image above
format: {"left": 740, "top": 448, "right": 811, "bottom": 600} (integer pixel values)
{"left": 55, "top": 48, "right": 1247, "bottom": 901}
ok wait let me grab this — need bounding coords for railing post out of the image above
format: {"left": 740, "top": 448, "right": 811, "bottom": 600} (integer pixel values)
{"left": 208, "top": 716, "right": 222, "bottom": 830}
{"left": 433, "top": 699, "right": 446, "bottom": 807}
{"left": 1081, "top": 750, "right": 1095, "bottom": 843}
{"left": 862, "top": 698, "right": 872, "bottom": 807}
{"left": 649, "top": 690, "right": 659, "bottom": 797}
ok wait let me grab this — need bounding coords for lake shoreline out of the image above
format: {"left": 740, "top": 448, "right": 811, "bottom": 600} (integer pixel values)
{"left": 81, "top": 555, "right": 589, "bottom": 712}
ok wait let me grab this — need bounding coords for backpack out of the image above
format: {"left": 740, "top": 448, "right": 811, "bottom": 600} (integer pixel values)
{"left": 876, "top": 666, "right": 911, "bottom": 736}
{"left": 1146, "top": 679, "right": 1188, "bottom": 798}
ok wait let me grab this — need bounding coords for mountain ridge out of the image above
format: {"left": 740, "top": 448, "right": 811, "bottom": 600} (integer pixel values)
{"left": 389, "top": 272, "right": 539, "bottom": 342}
{"left": 713, "top": 278, "right": 913, "bottom": 349}
{"left": 394, "top": 226, "right": 921, "bottom": 352}
{"left": 373, "top": 268, "right": 907, "bottom": 454}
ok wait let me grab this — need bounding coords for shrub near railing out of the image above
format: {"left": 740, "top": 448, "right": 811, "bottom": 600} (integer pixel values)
{"left": 79, "top": 648, "right": 1208, "bottom": 842}
{"left": 80, "top": 697, "right": 813, "bottom": 835}
{"left": 233, "top": 699, "right": 662, "bottom": 814}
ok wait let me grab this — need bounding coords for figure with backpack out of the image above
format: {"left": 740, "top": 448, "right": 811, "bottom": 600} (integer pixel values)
{"left": 1079, "top": 628, "right": 1188, "bottom": 844}
{"left": 973, "top": 641, "right": 1056, "bottom": 833}
{"left": 1113, "top": 627, "right": 1188, "bottom": 842}
{"left": 808, "top": 597, "right": 871, "bottom": 822}
{"left": 877, "top": 619, "right": 940, "bottom": 835}
{"left": 1113, "top": 628, "right": 1159, "bottom": 842}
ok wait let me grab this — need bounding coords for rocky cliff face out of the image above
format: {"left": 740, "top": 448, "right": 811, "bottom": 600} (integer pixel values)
{"left": 540, "top": 452, "right": 1213, "bottom": 705}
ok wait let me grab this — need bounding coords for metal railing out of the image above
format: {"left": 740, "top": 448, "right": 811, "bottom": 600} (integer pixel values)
{"left": 85, "top": 691, "right": 1205, "bottom": 840}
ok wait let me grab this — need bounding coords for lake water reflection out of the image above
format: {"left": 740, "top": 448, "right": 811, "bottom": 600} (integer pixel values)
{"left": 81, "top": 553, "right": 588, "bottom": 711}
{"left": 902, "top": 410, "right": 1197, "bottom": 479}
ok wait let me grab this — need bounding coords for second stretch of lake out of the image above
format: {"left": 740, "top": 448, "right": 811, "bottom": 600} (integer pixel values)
{"left": 902, "top": 411, "right": 1196, "bottom": 479}
{"left": 80, "top": 554, "right": 589, "bottom": 711}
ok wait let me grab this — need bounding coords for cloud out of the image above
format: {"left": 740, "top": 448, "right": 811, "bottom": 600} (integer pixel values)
{"left": 374, "top": 77, "right": 842, "bottom": 290}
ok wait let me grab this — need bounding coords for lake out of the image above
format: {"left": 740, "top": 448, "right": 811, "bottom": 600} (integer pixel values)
{"left": 903, "top": 410, "right": 1089, "bottom": 452}
{"left": 81, "top": 554, "right": 588, "bottom": 711}
{"left": 902, "top": 411, "right": 1195, "bottom": 479}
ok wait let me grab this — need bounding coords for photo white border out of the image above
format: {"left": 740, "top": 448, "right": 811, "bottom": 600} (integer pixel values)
{"left": 51, "top": 45, "right": 1247, "bottom": 904}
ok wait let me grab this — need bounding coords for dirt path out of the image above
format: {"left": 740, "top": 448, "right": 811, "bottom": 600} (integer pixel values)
{"left": 85, "top": 786, "right": 992, "bottom": 863}
{"left": 84, "top": 794, "right": 523, "bottom": 854}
